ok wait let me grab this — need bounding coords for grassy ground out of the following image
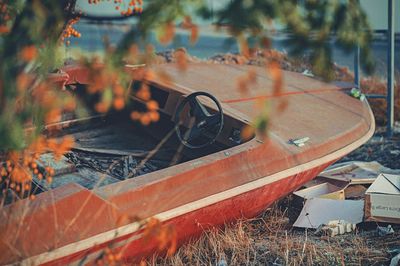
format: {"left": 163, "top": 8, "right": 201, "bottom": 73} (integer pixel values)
{"left": 150, "top": 198, "right": 399, "bottom": 265}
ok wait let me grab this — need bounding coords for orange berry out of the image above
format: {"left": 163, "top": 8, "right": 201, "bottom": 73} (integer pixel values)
{"left": 108, "top": 254, "right": 115, "bottom": 261}
{"left": 113, "top": 97, "right": 125, "bottom": 110}
{"left": 130, "top": 111, "right": 141, "bottom": 121}
{"left": 140, "top": 113, "right": 151, "bottom": 125}
{"left": 48, "top": 168, "right": 55, "bottom": 176}
{"left": 113, "top": 84, "right": 124, "bottom": 97}
{"left": 95, "top": 102, "right": 108, "bottom": 113}
{"left": 115, "top": 253, "right": 122, "bottom": 261}
{"left": 149, "top": 111, "right": 160, "bottom": 122}
{"left": 146, "top": 100, "right": 158, "bottom": 111}
{"left": 137, "top": 90, "right": 150, "bottom": 101}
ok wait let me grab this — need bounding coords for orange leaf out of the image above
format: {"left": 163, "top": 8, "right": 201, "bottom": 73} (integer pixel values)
{"left": 159, "top": 22, "right": 175, "bottom": 45}
{"left": 239, "top": 38, "right": 250, "bottom": 58}
{"left": 16, "top": 74, "right": 34, "bottom": 92}
{"left": 167, "top": 228, "right": 177, "bottom": 257}
{"left": 0, "top": 25, "right": 10, "bottom": 34}
{"left": 19, "top": 46, "right": 37, "bottom": 62}
{"left": 241, "top": 125, "right": 255, "bottom": 141}
{"left": 175, "top": 49, "right": 188, "bottom": 71}
{"left": 189, "top": 27, "right": 198, "bottom": 45}
{"left": 267, "top": 61, "right": 283, "bottom": 96}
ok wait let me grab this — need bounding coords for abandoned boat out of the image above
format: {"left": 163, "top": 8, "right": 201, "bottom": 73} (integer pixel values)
{"left": 0, "top": 63, "right": 375, "bottom": 265}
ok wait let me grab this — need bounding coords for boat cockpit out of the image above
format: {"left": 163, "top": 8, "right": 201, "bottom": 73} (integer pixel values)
{"left": 1, "top": 72, "right": 252, "bottom": 203}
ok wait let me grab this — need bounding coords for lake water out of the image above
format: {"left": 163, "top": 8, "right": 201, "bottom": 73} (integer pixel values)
{"left": 71, "top": 21, "right": 400, "bottom": 79}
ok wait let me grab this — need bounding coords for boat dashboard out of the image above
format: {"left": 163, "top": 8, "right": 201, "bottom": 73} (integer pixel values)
{"left": 130, "top": 79, "right": 250, "bottom": 148}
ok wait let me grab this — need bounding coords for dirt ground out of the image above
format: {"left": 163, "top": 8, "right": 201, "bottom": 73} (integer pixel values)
{"left": 339, "top": 125, "right": 400, "bottom": 169}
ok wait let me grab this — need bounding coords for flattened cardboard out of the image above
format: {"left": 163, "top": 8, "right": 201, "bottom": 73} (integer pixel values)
{"left": 319, "top": 161, "right": 400, "bottom": 184}
{"left": 293, "top": 198, "right": 364, "bottom": 229}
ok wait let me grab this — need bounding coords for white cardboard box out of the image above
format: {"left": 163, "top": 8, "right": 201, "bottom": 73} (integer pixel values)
{"left": 294, "top": 182, "right": 345, "bottom": 200}
{"left": 365, "top": 173, "right": 400, "bottom": 223}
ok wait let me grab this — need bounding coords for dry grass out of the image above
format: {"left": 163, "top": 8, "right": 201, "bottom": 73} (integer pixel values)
{"left": 146, "top": 198, "right": 398, "bottom": 266}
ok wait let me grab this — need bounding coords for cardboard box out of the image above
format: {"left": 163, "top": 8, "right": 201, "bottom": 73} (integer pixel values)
{"left": 365, "top": 173, "right": 400, "bottom": 224}
{"left": 294, "top": 182, "right": 345, "bottom": 200}
{"left": 319, "top": 161, "right": 384, "bottom": 184}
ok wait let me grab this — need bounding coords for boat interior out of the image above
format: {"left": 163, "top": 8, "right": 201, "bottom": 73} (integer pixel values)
{"left": 1, "top": 76, "right": 251, "bottom": 203}
{"left": 1, "top": 62, "right": 375, "bottom": 205}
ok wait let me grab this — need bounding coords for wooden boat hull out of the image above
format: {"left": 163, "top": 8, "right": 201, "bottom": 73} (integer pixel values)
{"left": 38, "top": 160, "right": 335, "bottom": 265}
{"left": 17, "top": 119, "right": 373, "bottom": 265}
{"left": 0, "top": 63, "right": 375, "bottom": 265}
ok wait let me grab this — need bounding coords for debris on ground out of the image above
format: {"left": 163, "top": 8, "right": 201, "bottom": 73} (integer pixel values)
{"left": 293, "top": 198, "right": 364, "bottom": 229}
{"left": 154, "top": 158, "right": 400, "bottom": 265}
{"left": 391, "top": 252, "right": 400, "bottom": 266}
{"left": 319, "top": 161, "right": 400, "bottom": 185}
{"left": 302, "top": 69, "right": 314, "bottom": 77}
{"left": 339, "top": 128, "right": 400, "bottom": 170}
{"left": 294, "top": 161, "right": 400, "bottom": 229}
{"left": 294, "top": 182, "right": 345, "bottom": 200}
{"left": 316, "top": 220, "right": 357, "bottom": 237}
{"left": 377, "top": 225, "right": 395, "bottom": 236}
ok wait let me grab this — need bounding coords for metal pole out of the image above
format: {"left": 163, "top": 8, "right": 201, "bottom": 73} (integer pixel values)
{"left": 387, "top": 0, "right": 395, "bottom": 137}
{"left": 354, "top": 45, "right": 360, "bottom": 88}
{"left": 354, "top": 0, "right": 360, "bottom": 89}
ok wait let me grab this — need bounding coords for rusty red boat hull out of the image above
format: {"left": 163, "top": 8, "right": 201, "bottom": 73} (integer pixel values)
{"left": 42, "top": 161, "right": 335, "bottom": 265}
{"left": 0, "top": 63, "right": 375, "bottom": 265}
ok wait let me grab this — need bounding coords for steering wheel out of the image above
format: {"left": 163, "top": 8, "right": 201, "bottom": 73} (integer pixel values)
{"left": 174, "top": 91, "right": 224, "bottom": 149}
